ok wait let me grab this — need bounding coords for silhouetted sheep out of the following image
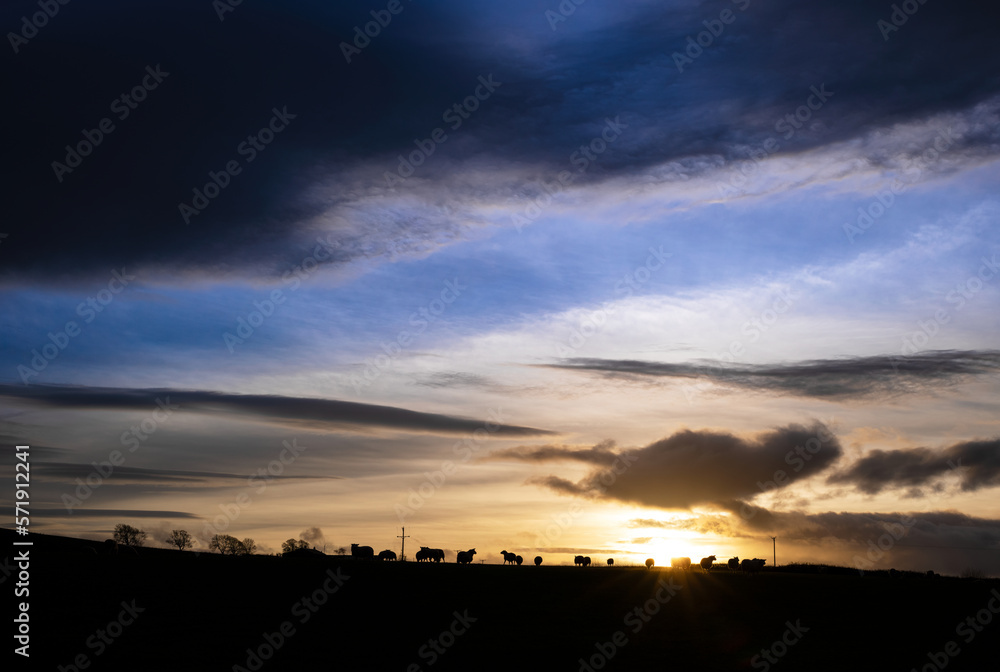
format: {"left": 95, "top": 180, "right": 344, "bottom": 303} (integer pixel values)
{"left": 103, "top": 539, "right": 118, "bottom": 556}
{"left": 515, "top": 555, "right": 523, "bottom": 565}
{"left": 645, "top": 558, "right": 655, "bottom": 569}
{"left": 728, "top": 557, "right": 740, "bottom": 571}
{"left": 700, "top": 555, "right": 717, "bottom": 571}
{"left": 534, "top": 556, "right": 542, "bottom": 566}
{"left": 582, "top": 556, "right": 591, "bottom": 567}
{"left": 741, "top": 558, "right": 765, "bottom": 575}
{"left": 607, "top": 558, "right": 614, "bottom": 566}
{"left": 120, "top": 545, "right": 140, "bottom": 558}
{"left": 574, "top": 555, "right": 585, "bottom": 566}
{"left": 501, "top": 550, "right": 517, "bottom": 565}
{"left": 377, "top": 549, "right": 397, "bottom": 561}
{"left": 671, "top": 557, "right": 691, "bottom": 570}
{"left": 351, "top": 543, "right": 374, "bottom": 560}
{"left": 457, "top": 548, "right": 476, "bottom": 564}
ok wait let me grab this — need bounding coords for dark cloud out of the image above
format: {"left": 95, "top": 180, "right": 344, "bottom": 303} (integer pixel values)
{"left": 526, "top": 422, "right": 842, "bottom": 509}
{"left": 22, "top": 508, "right": 200, "bottom": 519}
{"left": 828, "top": 438, "right": 1000, "bottom": 494}
{"left": 4, "top": 0, "right": 999, "bottom": 285}
{"left": 0, "top": 384, "right": 554, "bottom": 437}
{"left": 485, "top": 439, "right": 620, "bottom": 464}
{"left": 34, "top": 463, "right": 339, "bottom": 484}
{"left": 546, "top": 350, "right": 1000, "bottom": 400}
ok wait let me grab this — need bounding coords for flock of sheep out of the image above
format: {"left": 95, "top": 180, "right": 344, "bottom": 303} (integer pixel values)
{"left": 349, "top": 543, "right": 767, "bottom": 573}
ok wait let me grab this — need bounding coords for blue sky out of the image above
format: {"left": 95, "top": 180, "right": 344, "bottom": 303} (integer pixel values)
{"left": 1, "top": 0, "right": 999, "bottom": 573}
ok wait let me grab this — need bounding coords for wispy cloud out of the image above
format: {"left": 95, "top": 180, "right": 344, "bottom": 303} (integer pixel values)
{"left": 0, "top": 384, "right": 555, "bottom": 437}
{"left": 545, "top": 350, "right": 1000, "bottom": 400}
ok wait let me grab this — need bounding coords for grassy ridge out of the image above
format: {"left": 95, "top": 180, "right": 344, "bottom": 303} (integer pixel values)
{"left": 7, "top": 530, "right": 1000, "bottom": 671}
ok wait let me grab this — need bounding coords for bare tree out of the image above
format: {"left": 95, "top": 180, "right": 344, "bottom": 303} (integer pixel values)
{"left": 210, "top": 534, "right": 256, "bottom": 555}
{"left": 165, "top": 530, "right": 192, "bottom": 551}
{"left": 114, "top": 523, "right": 147, "bottom": 548}
{"left": 334, "top": 547, "right": 348, "bottom": 555}
{"left": 281, "top": 538, "right": 309, "bottom": 553}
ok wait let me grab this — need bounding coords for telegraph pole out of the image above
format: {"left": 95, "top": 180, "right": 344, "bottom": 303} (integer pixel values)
{"left": 398, "top": 527, "right": 410, "bottom": 561}
{"left": 770, "top": 536, "right": 777, "bottom": 568}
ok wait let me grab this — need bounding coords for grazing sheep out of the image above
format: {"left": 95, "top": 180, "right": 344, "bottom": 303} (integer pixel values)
{"left": 515, "top": 555, "right": 523, "bottom": 565}
{"left": 582, "top": 556, "right": 592, "bottom": 567}
{"left": 645, "top": 558, "right": 655, "bottom": 569}
{"left": 671, "top": 557, "right": 692, "bottom": 571}
{"left": 500, "top": 550, "right": 518, "bottom": 565}
{"left": 429, "top": 548, "right": 445, "bottom": 563}
{"left": 103, "top": 539, "right": 119, "bottom": 556}
{"left": 415, "top": 547, "right": 431, "bottom": 562}
{"left": 727, "top": 557, "right": 740, "bottom": 571}
{"left": 607, "top": 558, "right": 614, "bottom": 567}
{"left": 456, "top": 548, "right": 477, "bottom": 564}
{"left": 534, "top": 556, "right": 543, "bottom": 566}
{"left": 741, "top": 558, "right": 766, "bottom": 575}
{"left": 351, "top": 544, "right": 375, "bottom": 560}
{"left": 574, "top": 555, "right": 585, "bottom": 566}
{"left": 700, "top": 555, "right": 717, "bottom": 571}
{"left": 377, "top": 549, "right": 397, "bottom": 561}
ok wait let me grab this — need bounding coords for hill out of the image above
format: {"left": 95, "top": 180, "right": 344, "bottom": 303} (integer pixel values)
{"left": 6, "top": 530, "right": 999, "bottom": 671}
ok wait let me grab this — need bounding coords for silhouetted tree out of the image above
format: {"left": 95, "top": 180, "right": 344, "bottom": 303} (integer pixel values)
{"left": 645, "top": 558, "right": 655, "bottom": 569}
{"left": 165, "top": 530, "right": 192, "bottom": 551}
{"left": 209, "top": 534, "right": 255, "bottom": 555}
{"left": 282, "top": 539, "right": 310, "bottom": 553}
{"left": 334, "top": 547, "right": 348, "bottom": 555}
{"left": 114, "top": 524, "right": 147, "bottom": 547}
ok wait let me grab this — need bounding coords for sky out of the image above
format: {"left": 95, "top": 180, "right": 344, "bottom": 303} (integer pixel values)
{"left": 1, "top": 0, "right": 999, "bottom": 574}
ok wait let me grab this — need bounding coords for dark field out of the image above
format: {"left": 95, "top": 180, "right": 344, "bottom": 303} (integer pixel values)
{"left": 8, "top": 531, "right": 1000, "bottom": 671}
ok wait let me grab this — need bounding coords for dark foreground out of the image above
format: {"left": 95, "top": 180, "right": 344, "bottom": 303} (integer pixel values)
{"left": 7, "top": 531, "right": 1000, "bottom": 671}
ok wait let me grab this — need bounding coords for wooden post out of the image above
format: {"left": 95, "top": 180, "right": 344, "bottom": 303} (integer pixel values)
{"left": 398, "top": 527, "right": 410, "bottom": 561}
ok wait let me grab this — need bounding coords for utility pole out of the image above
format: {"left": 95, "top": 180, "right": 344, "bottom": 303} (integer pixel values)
{"left": 398, "top": 527, "right": 410, "bottom": 562}
{"left": 770, "top": 536, "right": 777, "bottom": 568}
